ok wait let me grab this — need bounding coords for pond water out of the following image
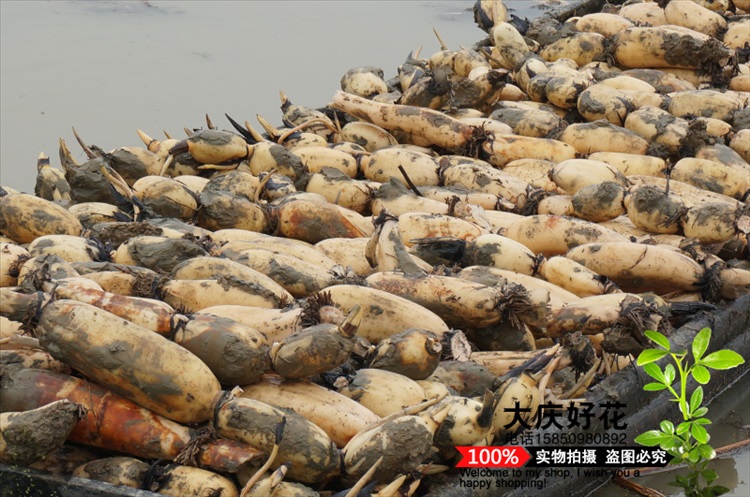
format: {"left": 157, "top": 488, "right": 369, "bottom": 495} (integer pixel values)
{"left": 1, "top": 2, "right": 747, "bottom": 496}
{"left": 1, "top": 0, "right": 544, "bottom": 193}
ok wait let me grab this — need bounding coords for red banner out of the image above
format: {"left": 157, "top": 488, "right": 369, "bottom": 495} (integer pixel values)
{"left": 455, "top": 446, "right": 531, "bottom": 468}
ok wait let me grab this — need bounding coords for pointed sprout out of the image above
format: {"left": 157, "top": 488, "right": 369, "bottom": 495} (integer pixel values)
{"left": 279, "top": 90, "right": 290, "bottom": 108}
{"left": 99, "top": 165, "right": 132, "bottom": 201}
{"left": 37, "top": 152, "right": 50, "bottom": 172}
{"left": 244, "top": 120, "right": 266, "bottom": 144}
{"left": 414, "top": 463, "right": 449, "bottom": 475}
{"left": 71, "top": 126, "right": 97, "bottom": 159}
{"left": 0, "top": 335, "right": 42, "bottom": 350}
{"left": 432, "top": 27, "right": 449, "bottom": 51}
{"left": 339, "top": 304, "right": 363, "bottom": 338}
{"left": 536, "top": 352, "right": 563, "bottom": 405}
{"left": 137, "top": 129, "right": 159, "bottom": 152}
{"left": 277, "top": 118, "right": 338, "bottom": 145}
{"left": 560, "top": 356, "right": 602, "bottom": 400}
{"left": 268, "top": 463, "right": 290, "bottom": 490}
{"left": 254, "top": 169, "right": 277, "bottom": 204}
{"left": 333, "top": 112, "right": 344, "bottom": 135}
{"left": 245, "top": 121, "right": 266, "bottom": 142}
{"left": 373, "top": 474, "right": 408, "bottom": 497}
{"left": 58, "top": 137, "right": 79, "bottom": 170}
{"left": 100, "top": 164, "right": 142, "bottom": 219}
{"left": 345, "top": 456, "right": 384, "bottom": 497}
{"left": 225, "top": 113, "right": 258, "bottom": 144}
{"left": 239, "top": 416, "right": 286, "bottom": 497}
{"left": 197, "top": 163, "right": 239, "bottom": 171}
{"left": 158, "top": 154, "right": 174, "bottom": 177}
{"left": 480, "top": 46, "right": 506, "bottom": 68}
{"left": 424, "top": 399, "right": 452, "bottom": 428}
{"left": 405, "top": 474, "right": 423, "bottom": 497}
{"left": 349, "top": 392, "right": 448, "bottom": 446}
{"left": 256, "top": 114, "right": 281, "bottom": 142}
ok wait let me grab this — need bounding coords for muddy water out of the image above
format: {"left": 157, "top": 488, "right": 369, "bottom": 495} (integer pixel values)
{"left": 1, "top": 0, "right": 542, "bottom": 193}
{"left": 2, "top": 2, "right": 748, "bottom": 496}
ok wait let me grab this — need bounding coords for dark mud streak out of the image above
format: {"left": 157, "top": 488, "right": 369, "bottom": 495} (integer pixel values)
{"left": 631, "top": 185, "right": 685, "bottom": 226}
{"left": 89, "top": 222, "right": 163, "bottom": 249}
{"left": 572, "top": 181, "right": 623, "bottom": 216}
{"left": 177, "top": 319, "right": 269, "bottom": 386}
{"left": 428, "top": 360, "right": 495, "bottom": 398}
{"left": 128, "top": 237, "right": 207, "bottom": 273}
{"left": 202, "top": 170, "right": 257, "bottom": 201}
{"left": 267, "top": 258, "right": 323, "bottom": 295}
{"left": 74, "top": 457, "right": 150, "bottom": 486}
{"left": 66, "top": 159, "right": 118, "bottom": 204}
{"left": 1, "top": 401, "right": 81, "bottom": 465}
{"left": 217, "top": 274, "right": 279, "bottom": 302}
{"left": 577, "top": 90, "right": 607, "bottom": 116}
{"left": 107, "top": 149, "right": 149, "bottom": 185}
{"left": 220, "top": 400, "right": 338, "bottom": 483}
{"left": 464, "top": 241, "right": 501, "bottom": 267}
{"left": 140, "top": 195, "right": 189, "bottom": 220}
{"left": 272, "top": 324, "right": 352, "bottom": 379}
{"left": 368, "top": 329, "right": 441, "bottom": 380}
{"left": 198, "top": 191, "right": 267, "bottom": 231}
{"left": 661, "top": 33, "right": 732, "bottom": 68}
{"left": 346, "top": 417, "right": 433, "bottom": 482}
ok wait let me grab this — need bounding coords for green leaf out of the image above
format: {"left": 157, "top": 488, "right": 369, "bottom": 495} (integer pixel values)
{"left": 635, "top": 430, "right": 668, "bottom": 447}
{"left": 642, "top": 362, "right": 667, "bottom": 384}
{"left": 674, "top": 475, "right": 690, "bottom": 487}
{"left": 694, "top": 415, "right": 710, "bottom": 424}
{"left": 638, "top": 348, "right": 669, "bottom": 365}
{"left": 661, "top": 438, "right": 680, "bottom": 451}
{"left": 690, "top": 386, "right": 704, "bottom": 414}
{"left": 692, "top": 364, "right": 710, "bottom": 384}
{"left": 692, "top": 327, "right": 711, "bottom": 361}
{"left": 677, "top": 422, "right": 691, "bottom": 436}
{"left": 664, "top": 363, "right": 676, "bottom": 385}
{"left": 698, "top": 445, "right": 716, "bottom": 461}
{"left": 687, "top": 447, "right": 701, "bottom": 463}
{"left": 644, "top": 382, "right": 668, "bottom": 391}
{"left": 645, "top": 329, "right": 671, "bottom": 350}
{"left": 701, "top": 350, "right": 745, "bottom": 370}
{"left": 701, "top": 469, "right": 719, "bottom": 483}
{"left": 691, "top": 423, "right": 709, "bottom": 444}
{"left": 660, "top": 420, "right": 675, "bottom": 434}
{"left": 710, "top": 485, "right": 730, "bottom": 496}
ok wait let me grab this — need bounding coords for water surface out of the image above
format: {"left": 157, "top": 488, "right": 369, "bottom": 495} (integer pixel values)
{"left": 1, "top": 0, "right": 540, "bottom": 192}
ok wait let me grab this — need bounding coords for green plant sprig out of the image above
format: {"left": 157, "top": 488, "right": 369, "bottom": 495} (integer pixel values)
{"left": 634, "top": 327, "right": 744, "bottom": 497}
